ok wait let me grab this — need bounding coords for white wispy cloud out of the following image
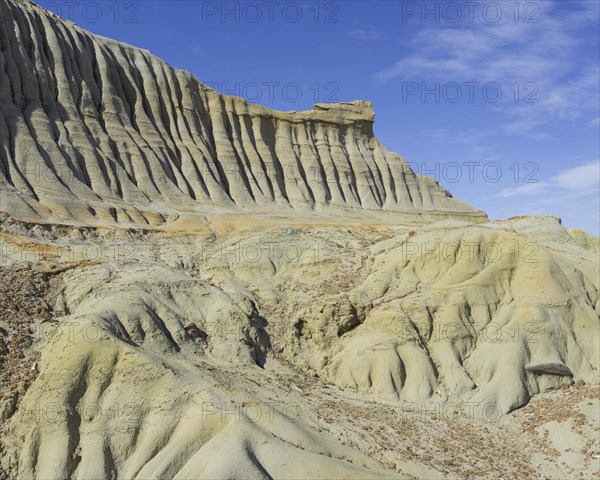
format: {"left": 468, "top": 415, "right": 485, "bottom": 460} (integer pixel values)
{"left": 422, "top": 128, "right": 494, "bottom": 145}
{"left": 553, "top": 161, "right": 600, "bottom": 190}
{"left": 374, "top": 0, "right": 600, "bottom": 136}
{"left": 496, "top": 160, "right": 600, "bottom": 197}
{"left": 587, "top": 117, "right": 600, "bottom": 128}
{"left": 350, "top": 27, "right": 381, "bottom": 41}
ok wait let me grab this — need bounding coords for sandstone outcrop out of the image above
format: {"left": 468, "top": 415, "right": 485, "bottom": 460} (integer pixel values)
{"left": 0, "top": 0, "right": 485, "bottom": 228}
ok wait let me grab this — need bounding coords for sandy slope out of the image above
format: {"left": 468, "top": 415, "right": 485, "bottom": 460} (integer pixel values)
{"left": 0, "top": 214, "right": 597, "bottom": 479}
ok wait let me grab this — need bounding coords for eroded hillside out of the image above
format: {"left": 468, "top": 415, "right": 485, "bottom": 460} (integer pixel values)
{"left": 0, "top": 215, "right": 598, "bottom": 479}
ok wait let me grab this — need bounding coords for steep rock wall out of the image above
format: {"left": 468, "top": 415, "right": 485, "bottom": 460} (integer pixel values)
{"left": 0, "top": 0, "right": 486, "bottom": 227}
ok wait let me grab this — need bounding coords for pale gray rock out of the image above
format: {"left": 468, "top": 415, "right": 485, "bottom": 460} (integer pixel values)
{"left": 0, "top": 2, "right": 598, "bottom": 480}
{"left": 0, "top": 0, "right": 486, "bottom": 228}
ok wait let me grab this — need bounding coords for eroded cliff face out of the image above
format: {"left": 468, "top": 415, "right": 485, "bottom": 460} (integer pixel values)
{"left": 0, "top": 0, "right": 486, "bottom": 228}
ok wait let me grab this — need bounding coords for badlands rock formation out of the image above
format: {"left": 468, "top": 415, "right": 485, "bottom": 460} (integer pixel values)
{"left": 0, "top": 1, "right": 598, "bottom": 480}
{"left": 0, "top": 0, "right": 485, "bottom": 229}
{"left": 0, "top": 214, "right": 598, "bottom": 479}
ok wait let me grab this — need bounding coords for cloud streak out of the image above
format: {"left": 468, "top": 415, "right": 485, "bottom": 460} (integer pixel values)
{"left": 496, "top": 161, "right": 600, "bottom": 198}
{"left": 350, "top": 27, "right": 381, "bottom": 41}
{"left": 374, "top": 0, "right": 600, "bottom": 136}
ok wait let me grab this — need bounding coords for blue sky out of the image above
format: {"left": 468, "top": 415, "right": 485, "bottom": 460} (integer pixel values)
{"left": 37, "top": 0, "right": 600, "bottom": 234}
